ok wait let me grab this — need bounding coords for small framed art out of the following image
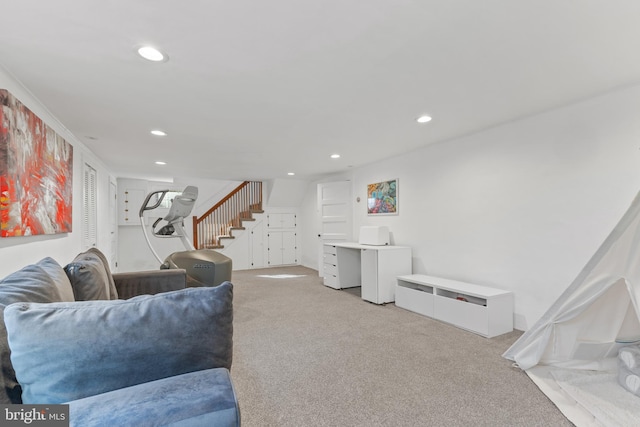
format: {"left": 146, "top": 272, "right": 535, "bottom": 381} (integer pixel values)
{"left": 367, "top": 179, "right": 398, "bottom": 215}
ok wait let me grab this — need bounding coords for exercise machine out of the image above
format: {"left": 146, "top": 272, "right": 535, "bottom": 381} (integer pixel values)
{"left": 139, "top": 185, "right": 232, "bottom": 287}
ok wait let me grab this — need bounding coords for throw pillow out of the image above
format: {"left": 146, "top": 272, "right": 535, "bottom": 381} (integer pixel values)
{"left": 5, "top": 282, "right": 233, "bottom": 404}
{"left": 0, "top": 257, "right": 73, "bottom": 404}
{"left": 84, "top": 247, "right": 118, "bottom": 299}
{"left": 64, "top": 249, "right": 117, "bottom": 300}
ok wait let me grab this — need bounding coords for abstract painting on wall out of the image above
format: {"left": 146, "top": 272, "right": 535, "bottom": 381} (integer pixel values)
{"left": 367, "top": 179, "right": 398, "bottom": 215}
{"left": 0, "top": 89, "right": 73, "bottom": 237}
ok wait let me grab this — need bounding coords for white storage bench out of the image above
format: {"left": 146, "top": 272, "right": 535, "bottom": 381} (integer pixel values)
{"left": 396, "top": 274, "right": 513, "bottom": 338}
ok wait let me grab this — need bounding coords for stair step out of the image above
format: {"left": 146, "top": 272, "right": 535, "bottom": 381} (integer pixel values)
{"left": 230, "top": 226, "right": 246, "bottom": 230}
{"left": 203, "top": 243, "right": 224, "bottom": 249}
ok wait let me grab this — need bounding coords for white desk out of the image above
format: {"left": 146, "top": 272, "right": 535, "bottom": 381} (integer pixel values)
{"left": 323, "top": 243, "right": 412, "bottom": 304}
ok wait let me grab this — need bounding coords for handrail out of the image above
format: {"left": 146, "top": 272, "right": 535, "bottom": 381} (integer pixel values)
{"left": 192, "top": 181, "right": 262, "bottom": 249}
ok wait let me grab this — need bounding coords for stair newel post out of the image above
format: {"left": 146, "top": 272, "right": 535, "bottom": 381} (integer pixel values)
{"left": 193, "top": 215, "right": 199, "bottom": 249}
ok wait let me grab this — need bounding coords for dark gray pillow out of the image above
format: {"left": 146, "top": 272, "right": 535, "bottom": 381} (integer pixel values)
{"left": 64, "top": 249, "right": 117, "bottom": 300}
{"left": 85, "top": 248, "right": 118, "bottom": 299}
{"left": 5, "top": 282, "right": 233, "bottom": 404}
{"left": 0, "top": 258, "right": 72, "bottom": 403}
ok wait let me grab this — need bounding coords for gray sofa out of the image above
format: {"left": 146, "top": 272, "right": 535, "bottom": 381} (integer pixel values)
{"left": 0, "top": 248, "right": 240, "bottom": 426}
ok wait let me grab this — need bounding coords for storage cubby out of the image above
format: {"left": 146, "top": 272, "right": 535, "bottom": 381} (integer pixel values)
{"left": 435, "top": 289, "right": 486, "bottom": 306}
{"left": 396, "top": 274, "right": 513, "bottom": 338}
{"left": 396, "top": 279, "right": 434, "bottom": 317}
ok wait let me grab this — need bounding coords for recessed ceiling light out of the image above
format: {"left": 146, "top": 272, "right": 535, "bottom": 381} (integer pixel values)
{"left": 417, "top": 115, "right": 432, "bottom": 123}
{"left": 151, "top": 130, "right": 167, "bottom": 136}
{"left": 288, "top": 172, "right": 295, "bottom": 176}
{"left": 137, "top": 46, "right": 168, "bottom": 62}
{"left": 330, "top": 154, "right": 340, "bottom": 159}
{"left": 155, "top": 161, "right": 166, "bottom": 165}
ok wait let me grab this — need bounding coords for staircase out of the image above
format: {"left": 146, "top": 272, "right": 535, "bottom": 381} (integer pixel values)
{"left": 193, "top": 181, "right": 263, "bottom": 249}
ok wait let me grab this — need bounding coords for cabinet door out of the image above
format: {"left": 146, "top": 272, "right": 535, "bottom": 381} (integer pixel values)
{"left": 281, "top": 231, "right": 297, "bottom": 264}
{"left": 267, "top": 231, "right": 297, "bottom": 265}
{"left": 361, "top": 249, "right": 378, "bottom": 303}
{"left": 119, "top": 188, "right": 146, "bottom": 226}
{"left": 377, "top": 248, "right": 412, "bottom": 304}
{"left": 281, "top": 213, "right": 296, "bottom": 228}
{"left": 267, "top": 232, "right": 283, "bottom": 265}
{"left": 249, "top": 220, "right": 265, "bottom": 268}
{"left": 267, "top": 213, "right": 296, "bottom": 229}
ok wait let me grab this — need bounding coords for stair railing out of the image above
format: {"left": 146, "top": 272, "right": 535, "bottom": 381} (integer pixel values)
{"left": 193, "top": 181, "right": 263, "bottom": 249}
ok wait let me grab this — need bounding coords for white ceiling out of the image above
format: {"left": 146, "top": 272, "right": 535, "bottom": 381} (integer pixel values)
{"left": 1, "top": 1, "right": 639, "bottom": 182}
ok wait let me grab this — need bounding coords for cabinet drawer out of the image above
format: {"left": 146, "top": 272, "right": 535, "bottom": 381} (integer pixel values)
{"left": 323, "top": 252, "right": 337, "bottom": 265}
{"left": 433, "top": 295, "right": 488, "bottom": 336}
{"left": 324, "top": 263, "right": 337, "bottom": 276}
{"left": 323, "top": 245, "right": 337, "bottom": 255}
{"left": 324, "top": 275, "right": 339, "bottom": 289}
{"left": 396, "top": 285, "right": 434, "bottom": 317}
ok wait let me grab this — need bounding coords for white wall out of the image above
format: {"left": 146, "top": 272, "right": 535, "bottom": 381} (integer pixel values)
{"left": 0, "top": 67, "right": 116, "bottom": 278}
{"left": 265, "top": 178, "right": 310, "bottom": 207}
{"left": 301, "top": 84, "right": 640, "bottom": 330}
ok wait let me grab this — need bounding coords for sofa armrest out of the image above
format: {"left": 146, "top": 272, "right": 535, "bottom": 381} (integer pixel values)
{"left": 113, "top": 269, "right": 187, "bottom": 299}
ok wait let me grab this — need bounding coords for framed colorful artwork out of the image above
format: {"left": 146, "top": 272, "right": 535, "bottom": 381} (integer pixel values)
{"left": 367, "top": 179, "right": 398, "bottom": 215}
{"left": 0, "top": 89, "right": 73, "bottom": 237}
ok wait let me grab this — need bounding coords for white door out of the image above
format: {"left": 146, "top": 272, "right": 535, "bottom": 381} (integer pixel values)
{"left": 317, "top": 181, "right": 352, "bottom": 275}
{"left": 82, "top": 163, "right": 98, "bottom": 250}
{"left": 109, "top": 178, "right": 118, "bottom": 271}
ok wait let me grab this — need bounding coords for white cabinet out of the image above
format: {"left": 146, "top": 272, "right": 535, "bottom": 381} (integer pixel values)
{"left": 361, "top": 246, "right": 412, "bottom": 304}
{"left": 322, "top": 244, "right": 361, "bottom": 290}
{"left": 267, "top": 231, "right": 297, "bottom": 265}
{"left": 267, "top": 212, "right": 297, "bottom": 266}
{"left": 117, "top": 179, "right": 148, "bottom": 226}
{"left": 323, "top": 243, "right": 412, "bottom": 304}
{"left": 322, "top": 244, "right": 339, "bottom": 289}
{"left": 396, "top": 274, "right": 513, "bottom": 338}
{"left": 267, "top": 213, "right": 296, "bottom": 229}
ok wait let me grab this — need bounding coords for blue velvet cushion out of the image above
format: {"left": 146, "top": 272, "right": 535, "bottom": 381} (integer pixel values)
{"left": 68, "top": 368, "right": 240, "bottom": 427}
{"left": 0, "top": 257, "right": 74, "bottom": 404}
{"left": 64, "top": 249, "right": 118, "bottom": 301}
{"left": 5, "top": 283, "right": 233, "bottom": 404}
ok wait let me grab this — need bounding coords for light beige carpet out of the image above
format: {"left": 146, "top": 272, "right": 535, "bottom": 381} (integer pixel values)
{"left": 231, "top": 266, "right": 572, "bottom": 427}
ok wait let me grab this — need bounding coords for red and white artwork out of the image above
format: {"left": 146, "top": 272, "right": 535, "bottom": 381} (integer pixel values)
{"left": 0, "top": 89, "right": 73, "bottom": 237}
